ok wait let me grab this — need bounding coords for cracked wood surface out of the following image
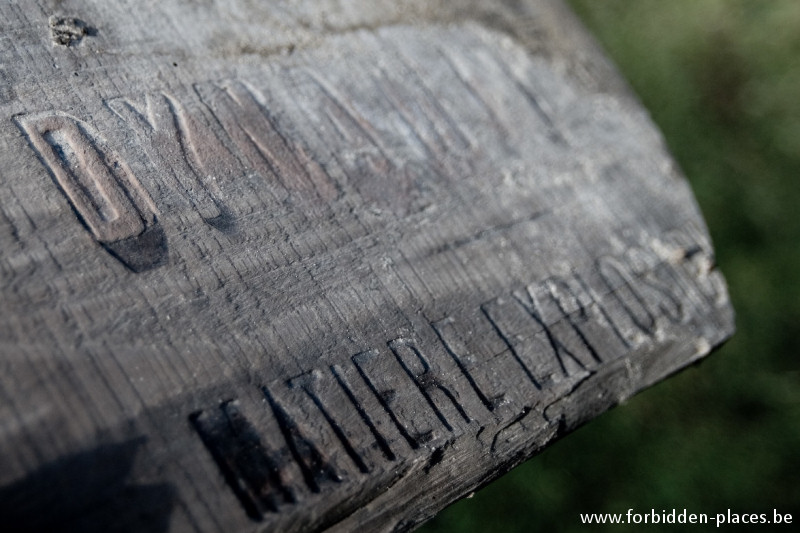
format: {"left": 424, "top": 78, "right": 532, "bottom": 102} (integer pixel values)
{"left": 0, "top": 1, "right": 734, "bottom": 532}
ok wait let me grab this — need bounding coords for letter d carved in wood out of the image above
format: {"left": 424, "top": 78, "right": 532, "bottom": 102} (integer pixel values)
{"left": 14, "top": 111, "right": 167, "bottom": 272}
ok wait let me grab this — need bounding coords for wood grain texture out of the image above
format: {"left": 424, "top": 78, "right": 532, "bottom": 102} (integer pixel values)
{"left": 0, "top": 1, "right": 734, "bottom": 532}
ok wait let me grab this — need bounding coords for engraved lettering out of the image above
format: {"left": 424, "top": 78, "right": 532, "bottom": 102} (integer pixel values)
{"left": 330, "top": 364, "right": 396, "bottom": 462}
{"left": 290, "top": 370, "right": 370, "bottom": 474}
{"left": 15, "top": 111, "right": 167, "bottom": 272}
{"left": 431, "top": 317, "right": 506, "bottom": 412}
{"left": 388, "top": 337, "right": 471, "bottom": 433}
{"left": 190, "top": 400, "right": 295, "bottom": 520}
{"left": 597, "top": 255, "right": 657, "bottom": 336}
{"left": 262, "top": 386, "right": 342, "bottom": 493}
{"left": 108, "top": 92, "right": 234, "bottom": 232}
{"left": 293, "top": 71, "right": 413, "bottom": 210}
{"left": 377, "top": 33, "right": 475, "bottom": 154}
{"left": 479, "top": 297, "right": 565, "bottom": 389}
{"left": 479, "top": 304, "right": 543, "bottom": 389}
{"left": 371, "top": 66, "right": 469, "bottom": 164}
{"left": 511, "top": 286, "right": 595, "bottom": 378}
{"left": 189, "top": 226, "right": 717, "bottom": 522}
{"left": 623, "top": 248, "right": 684, "bottom": 324}
{"left": 434, "top": 46, "right": 510, "bottom": 147}
{"left": 544, "top": 277, "right": 603, "bottom": 363}
{"left": 480, "top": 43, "right": 567, "bottom": 145}
{"left": 569, "top": 274, "right": 633, "bottom": 352}
{"left": 351, "top": 350, "right": 439, "bottom": 450}
{"left": 194, "top": 79, "right": 337, "bottom": 203}
{"left": 662, "top": 226, "right": 727, "bottom": 306}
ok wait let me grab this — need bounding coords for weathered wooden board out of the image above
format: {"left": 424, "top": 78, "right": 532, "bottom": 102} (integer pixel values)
{"left": 0, "top": 1, "right": 733, "bottom": 532}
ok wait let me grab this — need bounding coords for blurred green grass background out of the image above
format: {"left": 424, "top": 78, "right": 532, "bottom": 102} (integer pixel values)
{"left": 420, "top": 1, "right": 800, "bottom": 531}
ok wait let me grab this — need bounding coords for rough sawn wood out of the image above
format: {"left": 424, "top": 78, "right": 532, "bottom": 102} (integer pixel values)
{"left": 0, "top": 1, "right": 734, "bottom": 532}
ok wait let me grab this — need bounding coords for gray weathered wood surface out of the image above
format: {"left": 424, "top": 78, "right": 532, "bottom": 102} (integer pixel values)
{"left": 0, "top": 1, "right": 734, "bottom": 532}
